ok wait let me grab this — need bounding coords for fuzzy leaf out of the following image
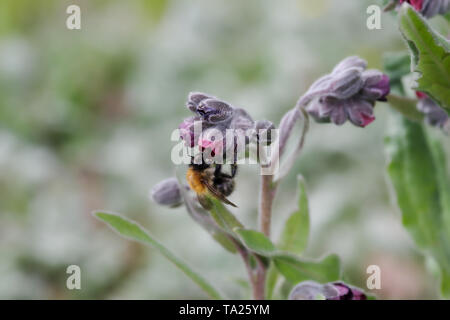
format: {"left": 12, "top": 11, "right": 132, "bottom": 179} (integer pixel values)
{"left": 398, "top": 4, "right": 450, "bottom": 111}
{"left": 385, "top": 115, "right": 450, "bottom": 298}
{"left": 265, "top": 263, "right": 279, "bottom": 300}
{"left": 234, "top": 228, "right": 277, "bottom": 255}
{"left": 94, "top": 211, "right": 224, "bottom": 299}
{"left": 427, "top": 137, "right": 450, "bottom": 237}
{"left": 385, "top": 116, "right": 441, "bottom": 248}
{"left": 273, "top": 253, "right": 341, "bottom": 284}
{"left": 279, "top": 175, "right": 310, "bottom": 254}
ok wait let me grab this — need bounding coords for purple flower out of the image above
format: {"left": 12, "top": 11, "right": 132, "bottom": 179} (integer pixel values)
{"left": 198, "top": 127, "right": 226, "bottom": 157}
{"left": 361, "top": 71, "right": 390, "bottom": 102}
{"left": 288, "top": 281, "right": 336, "bottom": 300}
{"left": 302, "top": 56, "right": 390, "bottom": 127}
{"left": 327, "top": 282, "right": 367, "bottom": 300}
{"left": 178, "top": 116, "right": 210, "bottom": 148}
{"left": 289, "top": 280, "right": 367, "bottom": 300}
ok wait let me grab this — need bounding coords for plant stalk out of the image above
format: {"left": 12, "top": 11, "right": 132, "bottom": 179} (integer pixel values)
{"left": 259, "top": 174, "right": 275, "bottom": 237}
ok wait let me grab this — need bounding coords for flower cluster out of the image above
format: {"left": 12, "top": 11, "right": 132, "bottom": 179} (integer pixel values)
{"left": 179, "top": 92, "right": 275, "bottom": 161}
{"left": 397, "top": 0, "right": 450, "bottom": 18}
{"left": 416, "top": 92, "right": 449, "bottom": 130}
{"left": 302, "top": 56, "right": 390, "bottom": 128}
{"left": 289, "top": 280, "right": 367, "bottom": 300}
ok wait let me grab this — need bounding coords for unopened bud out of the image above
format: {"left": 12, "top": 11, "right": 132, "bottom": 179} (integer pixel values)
{"left": 289, "top": 280, "right": 367, "bottom": 300}
{"left": 254, "top": 119, "right": 276, "bottom": 145}
{"left": 150, "top": 178, "right": 183, "bottom": 208}
{"left": 197, "top": 99, "right": 234, "bottom": 124}
{"left": 186, "top": 92, "right": 214, "bottom": 113}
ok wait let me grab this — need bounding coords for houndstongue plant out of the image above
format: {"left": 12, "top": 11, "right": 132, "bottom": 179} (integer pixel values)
{"left": 93, "top": 2, "right": 448, "bottom": 300}
{"left": 92, "top": 51, "right": 392, "bottom": 300}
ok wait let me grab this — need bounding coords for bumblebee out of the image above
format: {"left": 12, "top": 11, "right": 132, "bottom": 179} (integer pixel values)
{"left": 186, "top": 159, "right": 237, "bottom": 209}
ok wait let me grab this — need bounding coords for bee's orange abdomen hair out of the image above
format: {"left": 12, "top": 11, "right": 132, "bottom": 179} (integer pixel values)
{"left": 186, "top": 168, "right": 207, "bottom": 195}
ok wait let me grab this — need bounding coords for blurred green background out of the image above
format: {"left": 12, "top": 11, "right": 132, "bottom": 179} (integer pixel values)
{"left": 0, "top": 0, "right": 446, "bottom": 299}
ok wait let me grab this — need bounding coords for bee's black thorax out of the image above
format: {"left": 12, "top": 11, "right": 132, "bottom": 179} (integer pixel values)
{"left": 189, "top": 162, "right": 210, "bottom": 171}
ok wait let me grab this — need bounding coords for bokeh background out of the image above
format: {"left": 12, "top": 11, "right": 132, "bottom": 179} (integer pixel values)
{"left": 0, "top": 0, "right": 448, "bottom": 299}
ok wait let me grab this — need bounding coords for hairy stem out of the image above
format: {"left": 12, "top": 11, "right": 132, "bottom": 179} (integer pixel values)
{"left": 253, "top": 174, "right": 276, "bottom": 300}
{"left": 259, "top": 174, "right": 275, "bottom": 237}
{"left": 233, "top": 239, "right": 257, "bottom": 296}
{"left": 253, "top": 256, "right": 267, "bottom": 300}
{"left": 233, "top": 238, "right": 266, "bottom": 300}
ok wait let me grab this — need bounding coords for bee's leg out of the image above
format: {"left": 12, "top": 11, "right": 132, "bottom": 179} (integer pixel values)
{"left": 214, "top": 164, "right": 222, "bottom": 177}
{"left": 231, "top": 164, "right": 238, "bottom": 178}
{"left": 230, "top": 149, "right": 238, "bottom": 178}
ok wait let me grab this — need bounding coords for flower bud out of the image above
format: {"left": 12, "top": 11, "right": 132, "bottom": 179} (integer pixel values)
{"left": 197, "top": 99, "right": 234, "bottom": 124}
{"left": 198, "top": 127, "right": 225, "bottom": 158}
{"left": 289, "top": 281, "right": 367, "bottom": 300}
{"left": 332, "top": 56, "right": 367, "bottom": 74}
{"left": 150, "top": 178, "right": 183, "bottom": 207}
{"left": 179, "top": 116, "right": 207, "bottom": 148}
{"left": 229, "top": 108, "right": 254, "bottom": 131}
{"left": 303, "top": 56, "right": 390, "bottom": 128}
{"left": 253, "top": 119, "right": 276, "bottom": 145}
{"left": 327, "top": 282, "right": 367, "bottom": 300}
{"left": 344, "top": 98, "right": 376, "bottom": 127}
{"left": 186, "top": 92, "right": 214, "bottom": 113}
{"left": 288, "top": 281, "right": 331, "bottom": 300}
{"left": 278, "top": 107, "right": 302, "bottom": 153}
{"left": 399, "top": 0, "right": 424, "bottom": 12}
{"left": 416, "top": 93, "right": 449, "bottom": 129}
{"left": 329, "top": 68, "right": 364, "bottom": 100}
{"left": 360, "top": 71, "right": 390, "bottom": 101}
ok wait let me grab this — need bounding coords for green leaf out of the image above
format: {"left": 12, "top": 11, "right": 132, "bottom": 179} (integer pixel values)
{"left": 385, "top": 114, "right": 450, "bottom": 298}
{"left": 385, "top": 116, "right": 442, "bottom": 248}
{"left": 233, "top": 228, "right": 277, "bottom": 255}
{"left": 273, "top": 253, "right": 341, "bottom": 284}
{"left": 398, "top": 4, "right": 450, "bottom": 111}
{"left": 427, "top": 137, "right": 450, "bottom": 234}
{"left": 265, "top": 263, "right": 279, "bottom": 300}
{"left": 209, "top": 198, "right": 244, "bottom": 233}
{"left": 387, "top": 94, "right": 424, "bottom": 122}
{"left": 93, "top": 211, "right": 224, "bottom": 300}
{"left": 210, "top": 232, "right": 237, "bottom": 253}
{"left": 279, "top": 176, "right": 310, "bottom": 254}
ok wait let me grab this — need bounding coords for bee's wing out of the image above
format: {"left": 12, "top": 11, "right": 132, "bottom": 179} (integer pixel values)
{"left": 202, "top": 178, "right": 238, "bottom": 208}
